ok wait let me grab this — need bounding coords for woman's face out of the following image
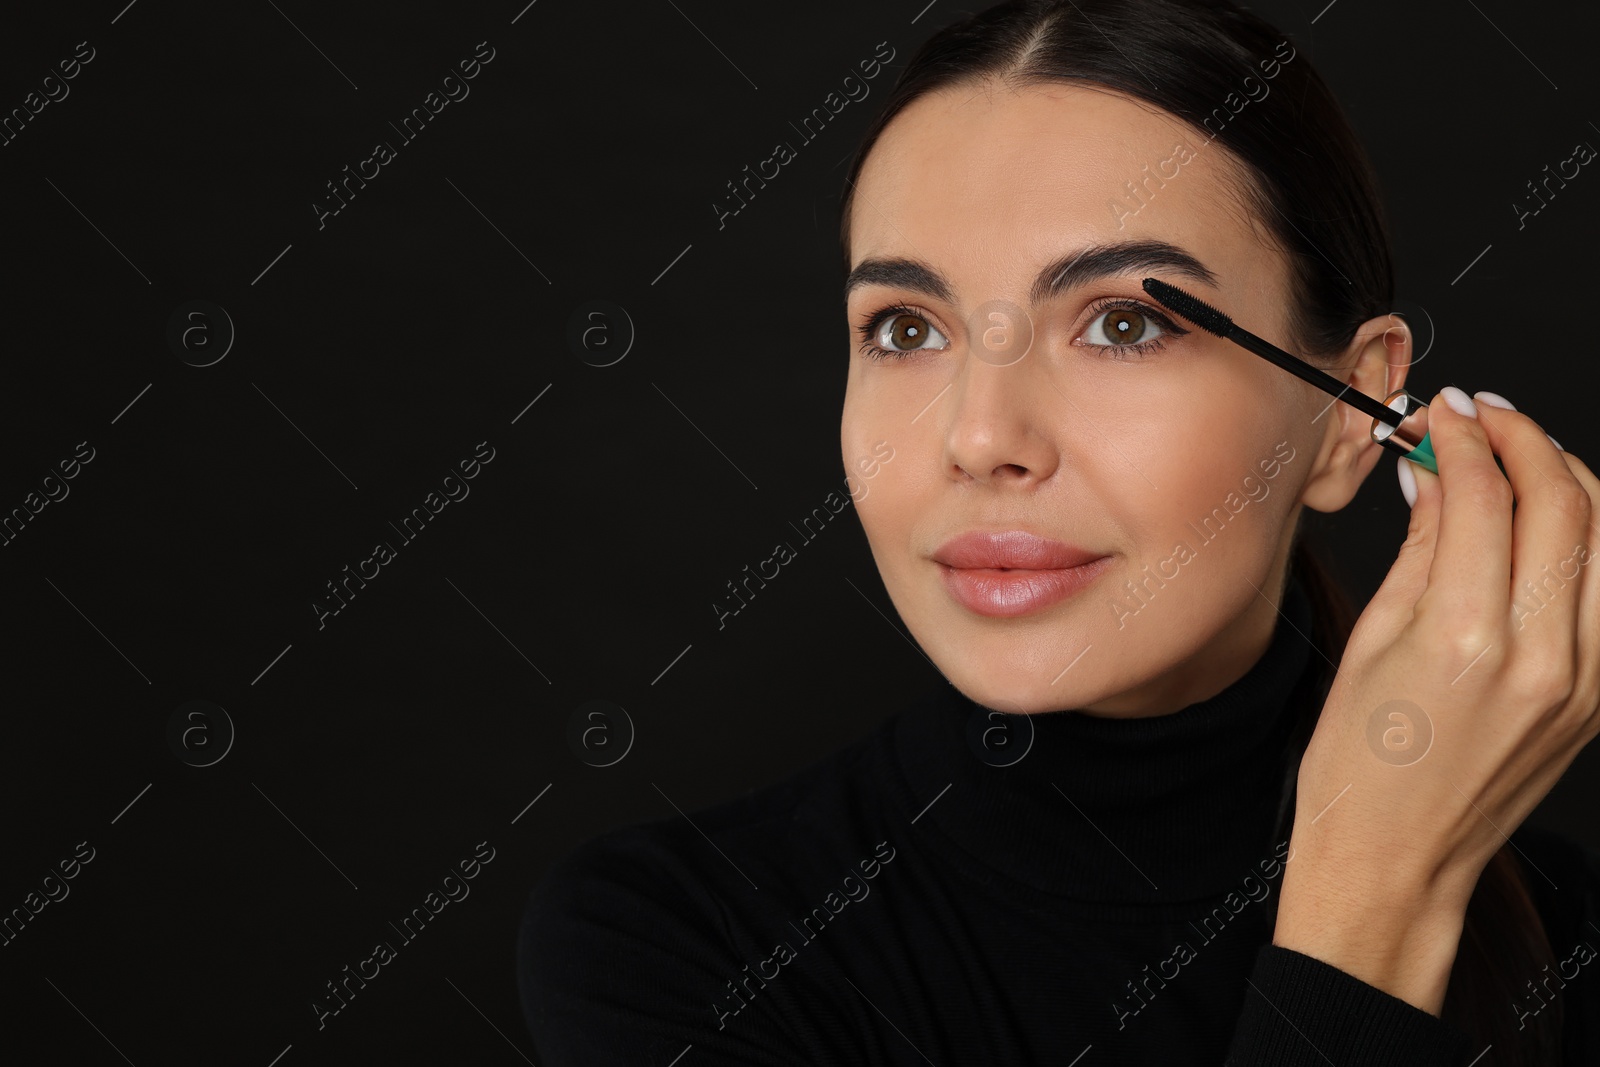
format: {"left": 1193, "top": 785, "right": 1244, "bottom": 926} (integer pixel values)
{"left": 841, "top": 81, "right": 1392, "bottom": 717}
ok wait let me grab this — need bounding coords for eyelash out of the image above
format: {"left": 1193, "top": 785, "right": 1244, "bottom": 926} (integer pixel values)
{"left": 852, "top": 297, "right": 1188, "bottom": 363}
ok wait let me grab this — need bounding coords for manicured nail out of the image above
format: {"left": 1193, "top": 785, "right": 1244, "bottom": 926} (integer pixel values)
{"left": 1473, "top": 391, "right": 1516, "bottom": 411}
{"left": 1468, "top": 390, "right": 1560, "bottom": 448}
{"left": 1439, "top": 385, "right": 1478, "bottom": 417}
{"left": 1396, "top": 454, "right": 1417, "bottom": 507}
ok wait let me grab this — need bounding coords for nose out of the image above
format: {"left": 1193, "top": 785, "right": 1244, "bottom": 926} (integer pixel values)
{"left": 942, "top": 353, "right": 1061, "bottom": 487}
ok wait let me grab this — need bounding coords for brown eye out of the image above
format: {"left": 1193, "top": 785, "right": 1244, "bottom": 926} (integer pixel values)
{"left": 857, "top": 306, "right": 951, "bottom": 360}
{"left": 884, "top": 313, "right": 936, "bottom": 351}
{"left": 1072, "top": 298, "right": 1186, "bottom": 362}
{"left": 1081, "top": 301, "right": 1175, "bottom": 353}
{"left": 1102, "top": 308, "right": 1149, "bottom": 344}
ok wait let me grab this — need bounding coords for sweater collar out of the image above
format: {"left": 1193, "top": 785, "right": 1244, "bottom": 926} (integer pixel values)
{"left": 890, "top": 571, "right": 1318, "bottom": 906}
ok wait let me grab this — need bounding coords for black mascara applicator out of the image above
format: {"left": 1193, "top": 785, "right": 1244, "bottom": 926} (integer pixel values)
{"left": 1141, "top": 277, "right": 1437, "bottom": 474}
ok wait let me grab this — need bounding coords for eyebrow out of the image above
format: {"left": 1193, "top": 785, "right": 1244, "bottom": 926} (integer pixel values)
{"left": 842, "top": 239, "right": 1220, "bottom": 306}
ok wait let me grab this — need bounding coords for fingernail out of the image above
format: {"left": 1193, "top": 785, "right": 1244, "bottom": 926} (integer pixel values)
{"left": 1473, "top": 391, "right": 1516, "bottom": 411}
{"left": 1396, "top": 454, "right": 1418, "bottom": 507}
{"left": 1440, "top": 385, "right": 1478, "bottom": 418}
{"left": 1468, "top": 389, "right": 1561, "bottom": 448}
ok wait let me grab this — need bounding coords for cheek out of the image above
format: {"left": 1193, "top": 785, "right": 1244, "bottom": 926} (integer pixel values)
{"left": 841, "top": 368, "right": 926, "bottom": 498}
{"left": 843, "top": 438, "right": 931, "bottom": 580}
{"left": 840, "top": 361, "right": 883, "bottom": 448}
{"left": 840, "top": 398, "right": 874, "bottom": 493}
{"left": 1083, "top": 378, "right": 1216, "bottom": 483}
{"left": 1129, "top": 351, "right": 1268, "bottom": 441}
{"left": 1089, "top": 374, "right": 1283, "bottom": 538}
{"left": 850, "top": 444, "right": 912, "bottom": 538}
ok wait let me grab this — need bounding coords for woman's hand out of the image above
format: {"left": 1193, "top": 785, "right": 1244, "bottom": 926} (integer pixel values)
{"left": 1274, "top": 386, "right": 1600, "bottom": 1015}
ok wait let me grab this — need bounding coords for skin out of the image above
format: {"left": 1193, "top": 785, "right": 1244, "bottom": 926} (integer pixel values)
{"left": 841, "top": 79, "right": 1409, "bottom": 719}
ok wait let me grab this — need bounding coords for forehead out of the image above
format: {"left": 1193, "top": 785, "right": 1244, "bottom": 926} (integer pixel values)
{"left": 849, "top": 81, "right": 1281, "bottom": 304}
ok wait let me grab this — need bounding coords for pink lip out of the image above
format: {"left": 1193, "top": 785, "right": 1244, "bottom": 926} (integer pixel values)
{"left": 932, "top": 530, "right": 1112, "bottom": 618}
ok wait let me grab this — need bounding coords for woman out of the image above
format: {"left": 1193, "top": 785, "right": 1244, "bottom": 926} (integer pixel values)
{"left": 518, "top": 1, "right": 1600, "bottom": 1063}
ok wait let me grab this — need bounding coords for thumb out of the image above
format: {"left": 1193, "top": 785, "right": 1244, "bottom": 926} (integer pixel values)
{"left": 1363, "top": 454, "right": 1443, "bottom": 626}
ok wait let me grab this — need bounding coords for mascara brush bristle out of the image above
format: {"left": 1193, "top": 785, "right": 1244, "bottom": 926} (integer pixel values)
{"left": 1141, "top": 278, "right": 1233, "bottom": 337}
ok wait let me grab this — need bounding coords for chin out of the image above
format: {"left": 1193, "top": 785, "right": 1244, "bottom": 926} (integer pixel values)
{"left": 938, "top": 653, "right": 1109, "bottom": 716}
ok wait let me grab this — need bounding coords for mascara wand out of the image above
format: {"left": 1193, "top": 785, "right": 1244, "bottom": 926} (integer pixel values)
{"left": 1141, "top": 277, "right": 1437, "bottom": 475}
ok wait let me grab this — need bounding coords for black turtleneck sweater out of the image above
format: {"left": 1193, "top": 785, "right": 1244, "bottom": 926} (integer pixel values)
{"left": 517, "top": 574, "right": 1600, "bottom": 1065}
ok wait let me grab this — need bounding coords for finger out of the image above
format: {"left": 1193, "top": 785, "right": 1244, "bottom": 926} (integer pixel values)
{"left": 1550, "top": 449, "right": 1600, "bottom": 720}
{"left": 1470, "top": 396, "right": 1593, "bottom": 648}
{"left": 1420, "top": 387, "right": 1513, "bottom": 636}
{"left": 1364, "top": 453, "right": 1445, "bottom": 637}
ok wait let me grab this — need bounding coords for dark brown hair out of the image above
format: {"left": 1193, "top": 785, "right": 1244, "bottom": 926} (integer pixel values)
{"left": 836, "top": 1, "right": 1559, "bottom": 1061}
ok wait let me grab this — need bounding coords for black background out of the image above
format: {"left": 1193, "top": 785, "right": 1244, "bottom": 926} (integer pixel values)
{"left": 1, "top": 0, "right": 1597, "bottom": 1063}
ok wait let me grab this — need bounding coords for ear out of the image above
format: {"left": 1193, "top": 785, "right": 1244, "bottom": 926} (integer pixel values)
{"left": 1298, "top": 313, "right": 1413, "bottom": 513}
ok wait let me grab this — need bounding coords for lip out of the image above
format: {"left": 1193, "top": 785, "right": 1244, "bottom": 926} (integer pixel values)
{"left": 932, "top": 530, "right": 1112, "bottom": 618}
{"left": 932, "top": 529, "right": 1105, "bottom": 570}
